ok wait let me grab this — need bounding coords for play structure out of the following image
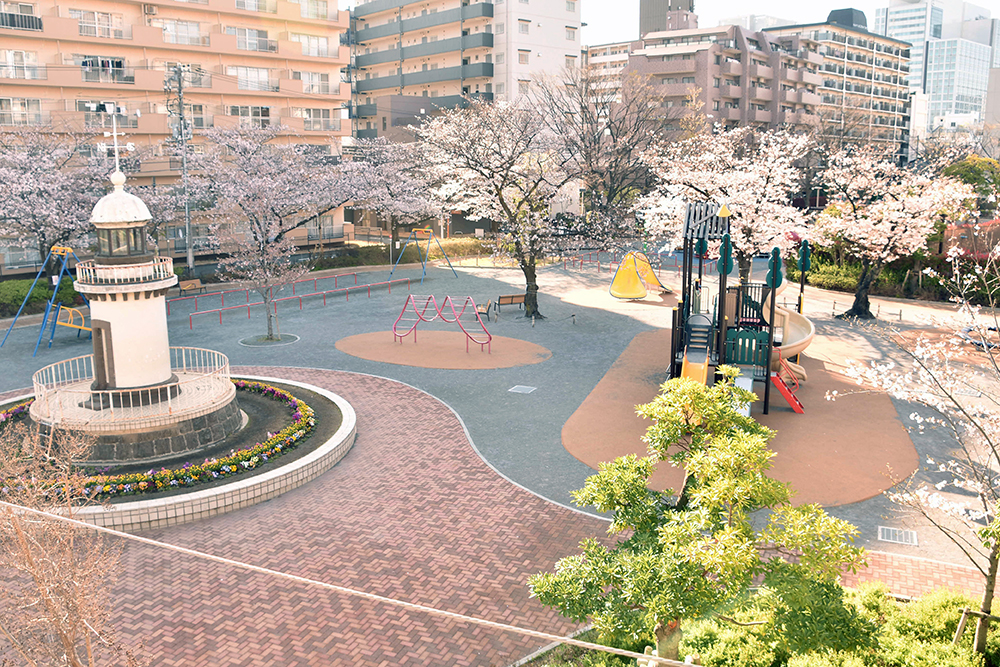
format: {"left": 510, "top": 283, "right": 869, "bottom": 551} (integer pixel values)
{"left": 668, "top": 202, "right": 816, "bottom": 414}
{"left": 389, "top": 228, "right": 458, "bottom": 285}
{"left": 0, "top": 245, "right": 91, "bottom": 357}
{"left": 609, "top": 251, "right": 670, "bottom": 300}
{"left": 393, "top": 295, "right": 492, "bottom": 352}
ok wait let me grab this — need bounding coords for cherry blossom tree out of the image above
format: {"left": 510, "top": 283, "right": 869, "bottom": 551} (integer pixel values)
{"left": 532, "top": 67, "right": 663, "bottom": 225}
{"left": 419, "top": 99, "right": 577, "bottom": 318}
{"left": 0, "top": 125, "right": 105, "bottom": 275}
{"left": 642, "top": 126, "right": 811, "bottom": 280}
{"left": 0, "top": 422, "right": 147, "bottom": 667}
{"left": 815, "top": 146, "right": 976, "bottom": 319}
{"left": 839, "top": 240, "right": 1000, "bottom": 655}
{"left": 193, "top": 125, "right": 348, "bottom": 340}
{"left": 341, "top": 138, "right": 441, "bottom": 248}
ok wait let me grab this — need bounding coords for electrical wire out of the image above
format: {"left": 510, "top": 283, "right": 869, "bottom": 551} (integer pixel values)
{"left": 0, "top": 499, "right": 686, "bottom": 666}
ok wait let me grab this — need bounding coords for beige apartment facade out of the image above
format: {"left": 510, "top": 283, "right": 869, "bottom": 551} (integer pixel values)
{"left": 625, "top": 25, "right": 826, "bottom": 132}
{"left": 0, "top": 0, "right": 352, "bottom": 275}
{"left": 764, "top": 10, "right": 912, "bottom": 156}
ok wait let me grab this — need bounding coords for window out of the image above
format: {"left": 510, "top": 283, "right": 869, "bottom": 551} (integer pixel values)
{"left": 226, "top": 27, "right": 274, "bottom": 52}
{"left": 566, "top": 0, "right": 575, "bottom": 10}
{"left": 293, "top": 71, "right": 330, "bottom": 94}
{"left": 518, "top": 50, "right": 529, "bottom": 64}
{"left": 2, "top": 245, "right": 41, "bottom": 269}
{"left": 228, "top": 105, "right": 270, "bottom": 127}
{"left": 1, "top": 50, "right": 41, "bottom": 79}
{"left": 496, "top": 23, "right": 504, "bottom": 34}
{"left": 299, "top": 0, "right": 330, "bottom": 19}
{"left": 565, "top": 56, "right": 576, "bottom": 69}
{"left": 290, "top": 33, "right": 329, "bottom": 57}
{"left": 519, "top": 0, "right": 528, "bottom": 3}
{"left": 497, "top": 83, "right": 504, "bottom": 95}
{"left": 713, "top": 77, "right": 720, "bottom": 88}
{"left": 157, "top": 20, "right": 203, "bottom": 45}
{"left": 681, "top": 77, "right": 694, "bottom": 83}
{"left": 227, "top": 66, "right": 273, "bottom": 91}
{"left": 0, "top": 97, "right": 41, "bottom": 125}
{"left": 496, "top": 52, "right": 504, "bottom": 64}
{"left": 565, "top": 26, "right": 576, "bottom": 41}
{"left": 294, "top": 107, "right": 337, "bottom": 131}
{"left": 74, "top": 55, "right": 132, "bottom": 84}
{"left": 518, "top": 20, "right": 529, "bottom": 34}
{"left": 518, "top": 79, "right": 529, "bottom": 94}
{"left": 0, "top": 1, "right": 36, "bottom": 15}
{"left": 69, "top": 9, "right": 126, "bottom": 38}
{"left": 306, "top": 214, "right": 343, "bottom": 240}
{"left": 76, "top": 100, "right": 137, "bottom": 128}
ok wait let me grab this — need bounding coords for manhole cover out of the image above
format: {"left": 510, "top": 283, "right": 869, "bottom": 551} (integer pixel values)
{"left": 508, "top": 385, "right": 537, "bottom": 394}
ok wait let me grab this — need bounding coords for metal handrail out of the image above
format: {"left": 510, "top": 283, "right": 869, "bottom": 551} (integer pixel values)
{"left": 76, "top": 256, "right": 175, "bottom": 285}
{"left": 31, "top": 347, "right": 231, "bottom": 428}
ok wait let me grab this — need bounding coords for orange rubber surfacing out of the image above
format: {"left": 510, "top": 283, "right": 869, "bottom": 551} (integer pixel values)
{"left": 336, "top": 330, "right": 552, "bottom": 369}
{"left": 561, "top": 329, "right": 919, "bottom": 507}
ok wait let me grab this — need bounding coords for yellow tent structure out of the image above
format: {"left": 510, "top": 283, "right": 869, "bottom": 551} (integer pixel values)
{"left": 609, "top": 251, "right": 669, "bottom": 300}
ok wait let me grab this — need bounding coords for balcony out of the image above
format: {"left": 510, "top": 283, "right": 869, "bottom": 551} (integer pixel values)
{"left": 354, "top": 0, "right": 490, "bottom": 19}
{"left": 750, "top": 86, "right": 772, "bottom": 101}
{"left": 750, "top": 109, "right": 772, "bottom": 123}
{"left": 356, "top": 32, "right": 493, "bottom": 68}
{"left": 236, "top": 37, "right": 278, "bottom": 52}
{"left": 724, "top": 107, "right": 742, "bottom": 121}
{"left": 0, "top": 64, "right": 46, "bottom": 80}
{"left": 163, "top": 32, "right": 210, "bottom": 46}
{"left": 748, "top": 63, "right": 772, "bottom": 79}
{"left": 237, "top": 78, "right": 280, "bottom": 92}
{"left": 307, "top": 227, "right": 344, "bottom": 240}
{"left": 720, "top": 60, "right": 742, "bottom": 76}
{"left": 357, "top": 128, "right": 378, "bottom": 139}
{"left": 303, "top": 118, "right": 340, "bottom": 131}
{"left": 0, "top": 112, "right": 46, "bottom": 126}
{"left": 236, "top": 0, "right": 277, "bottom": 12}
{"left": 0, "top": 11, "right": 42, "bottom": 30}
{"left": 84, "top": 112, "right": 139, "bottom": 128}
{"left": 718, "top": 84, "right": 741, "bottom": 98}
{"left": 354, "top": 63, "right": 492, "bottom": 92}
{"left": 354, "top": 103, "right": 377, "bottom": 117}
{"left": 355, "top": 2, "right": 493, "bottom": 43}
{"left": 82, "top": 68, "right": 136, "bottom": 85}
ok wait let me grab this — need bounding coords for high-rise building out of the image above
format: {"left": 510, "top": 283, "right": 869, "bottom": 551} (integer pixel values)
{"left": 764, "top": 10, "right": 912, "bottom": 155}
{"left": 639, "top": 0, "right": 696, "bottom": 38}
{"left": 874, "top": 0, "right": 999, "bottom": 128}
{"left": 0, "top": 0, "right": 352, "bottom": 272}
{"left": 349, "top": 0, "right": 582, "bottom": 140}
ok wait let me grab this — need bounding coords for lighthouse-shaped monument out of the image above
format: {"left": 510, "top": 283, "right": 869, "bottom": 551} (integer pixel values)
{"left": 30, "top": 169, "right": 241, "bottom": 463}
{"left": 82, "top": 169, "right": 176, "bottom": 396}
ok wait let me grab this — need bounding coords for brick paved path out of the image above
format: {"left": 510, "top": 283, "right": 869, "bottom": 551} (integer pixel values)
{"left": 104, "top": 367, "right": 610, "bottom": 667}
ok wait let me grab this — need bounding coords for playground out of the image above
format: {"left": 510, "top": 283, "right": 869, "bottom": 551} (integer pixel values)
{"left": 0, "top": 232, "right": 990, "bottom": 665}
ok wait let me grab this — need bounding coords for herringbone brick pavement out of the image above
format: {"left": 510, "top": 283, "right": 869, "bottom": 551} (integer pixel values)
{"left": 0, "top": 372, "right": 996, "bottom": 665}
{"left": 100, "top": 368, "right": 613, "bottom": 666}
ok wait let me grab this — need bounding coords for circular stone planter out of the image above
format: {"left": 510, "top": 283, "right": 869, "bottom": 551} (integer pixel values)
{"left": 9, "top": 377, "right": 356, "bottom": 533}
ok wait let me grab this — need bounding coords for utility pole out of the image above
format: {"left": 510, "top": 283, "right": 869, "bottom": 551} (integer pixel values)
{"left": 166, "top": 64, "right": 194, "bottom": 272}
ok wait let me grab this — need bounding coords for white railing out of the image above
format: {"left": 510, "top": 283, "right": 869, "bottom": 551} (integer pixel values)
{"left": 31, "top": 347, "right": 232, "bottom": 430}
{"left": 76, "top": 256, "right": 174, "bottom": 285}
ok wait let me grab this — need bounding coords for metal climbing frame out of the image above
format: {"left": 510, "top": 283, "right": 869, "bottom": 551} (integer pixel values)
{"left": 392, "top": 295, "right": 492, "bottom": 352}
{"left": 389, "top": 229, "right": 459, "bottom": 285}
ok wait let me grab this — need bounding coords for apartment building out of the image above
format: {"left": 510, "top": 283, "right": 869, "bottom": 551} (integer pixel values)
{"left": 0, "top": 0, "right": 352, "bottom": 274}
{"left": 349, "top": 0, "right": 581, "bottom": 140}
{"left": 764, "top": 10, "right": 912, "bottom": 155}
{"left": 639, "top": 0, "right": 694, "bottom": 38}
{"left": 627, "top": 24, "right": 826, "bottom": 132}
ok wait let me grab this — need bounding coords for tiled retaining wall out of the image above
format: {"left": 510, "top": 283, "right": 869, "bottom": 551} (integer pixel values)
{"left": 73, "top": 377, "right": 356, "bottom": 532}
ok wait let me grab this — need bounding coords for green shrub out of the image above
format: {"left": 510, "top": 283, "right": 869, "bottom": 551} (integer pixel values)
{"left": 0, "top": 277, "right": 84, "bottom": 318}
{"left": 787, "top": 651, "right": 865, "bottom": 667}
{"left": 680, "top": 620, "right": 780, "bottom": 667}
{"left": 891, "top": 589, "right": 976, "bottom": 644}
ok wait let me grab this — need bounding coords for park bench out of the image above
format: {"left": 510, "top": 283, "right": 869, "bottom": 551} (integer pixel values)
{"left": 178, "top": 279, "right": 206, "bottom": 296}
{"left": 495, "top": 293, "right": 525, "bottom": 319}
{"left": 476, "top": 299, "right": 493, "bottom": 322}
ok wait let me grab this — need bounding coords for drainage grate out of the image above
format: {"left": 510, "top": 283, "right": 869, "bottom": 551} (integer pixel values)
{"left": 508, "top": 385, "right": 537, "bottom": 394}
{"left": 878, "top": 526, "right": 918, "bottom": 546}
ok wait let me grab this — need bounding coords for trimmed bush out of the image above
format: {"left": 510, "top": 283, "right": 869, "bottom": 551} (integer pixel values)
{"left": 0, "top": 278, "right": 84, "bottom": 318}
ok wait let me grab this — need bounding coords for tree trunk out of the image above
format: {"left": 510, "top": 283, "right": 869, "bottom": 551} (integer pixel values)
{"left": 974, "top": 545, "right": 999, "bottom": 654}
{"left": 521, "top": 258, "right": 543, "bottom": 319}
{"left": 263, "top": 291, "right": 276, "bottom": 340}
{"left": 654, "top": 619, "right": 682, "bottom": 662}
{"left": 737, "top": 252, "right": 752, "bottom": 284}
{"left": 391, "top": 214, "right": 399, "bottom": 248}
{"left": 843, "top": 260, "right": 880, "bottom": 319}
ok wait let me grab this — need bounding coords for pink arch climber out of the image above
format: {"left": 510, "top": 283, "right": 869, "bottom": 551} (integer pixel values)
{"left": 393, "top": 295, "right": 492, "bottom": 353}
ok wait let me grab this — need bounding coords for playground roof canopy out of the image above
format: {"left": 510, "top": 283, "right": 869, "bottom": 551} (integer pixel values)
{"left": 682, "top": 202, "right": 731, "bottom": 241}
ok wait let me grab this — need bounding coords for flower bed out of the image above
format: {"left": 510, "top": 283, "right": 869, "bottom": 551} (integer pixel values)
{"left": 0, "top": 380, "right": 315, "bottom": 501}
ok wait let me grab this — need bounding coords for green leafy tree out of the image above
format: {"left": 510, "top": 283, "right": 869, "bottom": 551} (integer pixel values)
{"left": 529, "top": 369, "right": 868, "bottom": 662}
{"left": 942, "top": 155, "right": 1000, "bottom": 219}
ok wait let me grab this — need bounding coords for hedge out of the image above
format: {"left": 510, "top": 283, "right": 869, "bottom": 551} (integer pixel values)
{"left": 0, "top": 278, "right": 85, "bottom": 318}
